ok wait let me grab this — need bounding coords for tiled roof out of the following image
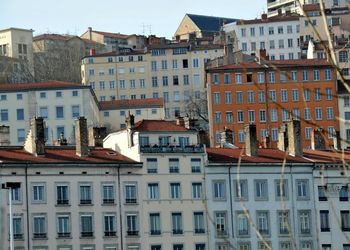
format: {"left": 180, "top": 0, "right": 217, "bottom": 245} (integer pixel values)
{"left": 83, "top": 49, "right": 146, "bottom": 59}
{"left": 207, "top": 148, "right": 350, "bottom": 164}
{"left": 0, "top": 81, "right": 88, "bottom": 92}
{"left": 207, "top": 59, "right": 332, "bottom": 71}
{"left": 236, "top": 15, "right": 299, "bottom": 25}
{"left": 93, "top": 30, "right": 130, "bottom": 39}
{"left": 100, "top": 98, "right": 164, "bottom": 110}
{"left": 187, "top": 14, "right": 237, "bottom": 32}
{"left": 303, "top": 3, "right": 321, "bottom": 12}
{"left": 0, "top": 147, "right": 137, "bottom": 163}
{"left": 133, "top": 120, "right": 190, "bottom": 132}
{"left": 33, "top": 34, "right": 71, "bottom": 41}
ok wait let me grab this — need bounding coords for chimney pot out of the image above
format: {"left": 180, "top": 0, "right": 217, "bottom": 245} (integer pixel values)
{"left": 0, "top": 125, "right": 10, "bottom": 146}
{"left": 287, "top": 120, "right": 302, "bottom": 156}
{"left": 244, "top": 124, "right": 257, "bottom": 156}
{"left": 75, "top": 117, "right": 89, "bottom": 157}
{"left": 24, "top": 117, "right": 45, "bottom": 156}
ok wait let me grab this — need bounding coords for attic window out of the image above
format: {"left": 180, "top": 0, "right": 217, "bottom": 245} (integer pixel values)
{"left": 246, "top": 73, "right": 253, "bottom": 83}
{"left": 107, "top": 152, "right": 117, "bottom": 156}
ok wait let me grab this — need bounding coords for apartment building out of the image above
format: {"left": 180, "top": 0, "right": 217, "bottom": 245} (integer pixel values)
{"left": 174, "top": 14, "right": 237, "bottom": 40}
{"left": 99, "top": 98, "right": 165, "bottom": 131}
{"left": 206, "top": 121, "right": 350, "bottom": 250}
{"left": 0, "top": 27, "right": 34, "bottom": 79}
{"left": 223, "top": 13, "right": 301, "bottom": 60}
{"left": 206, "top": 57, "right": 339, "bottom": 148}
{"left": 103, "top": 117, "right": 208, "bottom": 250}
{"left": 0, "top": 81, "right": 100, "bottom": 145}
{"left": 81, "top": 43, "right": 224, "bottom": 120}
{"left": 337, "top": 80, "right": 350, "bottom": 149}
{"left": 0, "top": 117, "right": 143, "bottom": 250}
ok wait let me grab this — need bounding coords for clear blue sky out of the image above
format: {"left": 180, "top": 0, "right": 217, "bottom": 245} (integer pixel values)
{"left": 2, "top": 0, "right": 266, "bottom": 39}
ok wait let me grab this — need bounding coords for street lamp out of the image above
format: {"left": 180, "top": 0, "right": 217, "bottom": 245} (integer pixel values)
{"left": 1, "top": 182, "right": 21, "bottom": 250}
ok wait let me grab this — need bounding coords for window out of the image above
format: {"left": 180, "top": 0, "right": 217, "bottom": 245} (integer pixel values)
{"left": 17, "top": 129, "right": 25, "bottom": 143}
{"left": 241, "top": 28, "right": 246, "bottom": 37}
{"left": 191, "top": 158, "right": 201, "bottom": 173}
{"left": 291, "top": 89, "right": 299, "bottom": 101}
{"left": 247, "top": 91, "right": 254, "bottom": 103}
{"left": 269, "top": 40, "right": 275, "bottom": 49}
{"left": 170, "top": 183, "right": 181, "bottom": 199}
{"left": 125, "top": 183, "right": 137, "bottom": 204}
{"left": 237, "top": 111, "right": 244, "bottom": 123}
{"left": 148, "top": 183, "right": 159, "bottom": 200}
{"left": 302, "top": 70, "right": 309, "bottom": 81}
{"left": 57, "top": 214, "right": 70, "bottom": 238}
{"left": 195, "top": 244, "right": 205, "bottom": 250}
{"left": 0, "top": 109, "right": 8, "bottom": 121}
{"left": 213, "top": 73, "right": 219, "bottom": 84}
{"left": 214, "top": 92, "right": 221, "bottom": 104}
{"left": 172, "top": 59, "right": 178, "bottom": 69}
{"left": 275, "top": 179, "right": 288, "bottom": 200}
{"left": 278, "top": 39, "right": 284, "bottom": 49}
{"left": 235, "top": 73, "right": 242, "bottom": 84}
{"left": 248, "top": 110, "right": 255, "bottom": 122}
{"left": 16, "top": 93, "right": 23, "bottom": 100}
{"left": 193, "top": 58, "right": 199, "bottom": 68}
{"left": 257, "top": 211, "right": 269, "bottom": 235}
{"left": 215, "top": 212, "right": 227, "bottom": 235}
{"left": 104, "top": 214, "right": 116, "bottom": 236}
{"left": 339, "top": 51, "right": 348, "bottom": 63}
{"left": 237, "top": 212, "right": 249, "bottom": 236}
{"left": 315, "top": 108, "right": 322, "bottom": 120}
{"left": 99, "top": 81, "right": 105, "bottom": 90}
{"left": 151, "top": 246, "right": 161, "bottom": 250}
{"left": 272, "top": 128, "right": 278, "bottom": 141}
{"left": 322, "top": 245, "right": 331, "bottom": 250}
{"left": 236, "top": 91, "right": 243, "bottom": 104}
{"left": 325, "top": 69, "right": 332, "bottom": 80}
{"left": 314, "top": 70, "right": 320, "bottom": 81}
{"left": 56, "top": 106, "right": 64, "bottom": 119}
{"left": 255, "top": 180, "right": 268, "bottom": 200}
{"left": 173, "top": 75, "right": 179, "bottom": 85}
{"left": 33, "top": 215, "right": 46, "bottom": 239}
{"left": 126, "top": 214, "right": 138, "bottom": 235}
{"left": 296, "top": 180, "right": 309, "bottom": 199}
{"left": 341, "top": 211, "right": 350, "bottom": 231}
{"left": 40, "top": 92, "right": 46, "bottom": 98}
{"left": 270, "top": 109, "right": 277, "bottom": 122}
{"left": 71, "top": 105, "right": 80, "bottom": 118}
{"left": 225, "top": 111, "right": 233, "bottom": 124}
{"left": 150, "top": 213, "right": 161, "bottom": 235}
{"left": 172, "top": 212, "right": 183, "bottom": 234}
{"left": 213, "top": 181, "right": 226, "bottom": 200}
{"left": 320, "top": 210, "right": 330, "bottom": 232}
{"left": 340, "top": 186, "right": 349, "bottom": 201}
{"left": 192, "top": 183, "right": 202, "bottom": 199}
{"left": 269, "top": 90, "right": 276, "bottom": 102}
{"left": 12, "top": 216, "right": 23, "bottom": 239}
{"left": 130, "top": 80, "right": 136, "bottom": 89}
{"left": 281, "top": 89, "right": 288, "bottom": 102}
{"left": 278, "top": 211, "right": 290, "bottom": 234}
{"left": 32, "top": 184, "right": 45, "bottom": 203}
{"left": 169, "top": 158, "right": 179, "bottom": 173}
{"left": 268, "top": 72, "right": 275, "bottom": 83}
{"left": 282, "top": 109, "right": 289, "bottom": 122}
{"left": 80, "top": 184, "right": 92, "bottom": 204}
{"left": 194, "top": 212, "right": 205, "bottom": 233}
{"left": 326, "top": 107, "right": 334, "bottom": 120}
{"left": 98, "top": 184, "right": 114, "bottom": 205}
{"left": 182, "top": 59, "right": 188, "bottom": 68}
{"left": 299, "top": 210, "right": 311, "bottom": 234}
{"left": 146, "top": 158, "right": 157, "bottom": 173}
{"left": 56, "top": 185, "right": 69, "bottom": 205}
{"left": 314, "top": 88, "right": 321, "bottom": 101}
{"left": 224, "top": 73, "right": 230, "bottom": 84}
{"left": 225, "top": 92, "right": 232, "bottom": 104}
{"left": 242, "top": 43, "right": 247, "bottom": 51}
{"left": 81, "top": 214, "right": 93, "bottom": 237}
{"left": 173, "top": 245, "right": 183, "bottom": 250}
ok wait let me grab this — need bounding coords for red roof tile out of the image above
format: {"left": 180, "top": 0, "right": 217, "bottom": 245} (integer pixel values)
{"left": 93, "top": 30, "right": 130, "bottom": 39}
{"left": 303, "top": 4, "right": 321, "bottom": 12}
{"left": 133, "top": 120, "right": 190, "bottom": 132}
{"left": 0, "top": 81, "right": 88, "bottom": 92}
{"left": 100, "top": 98, "right": 164, "bottom": 110}
{"left": 0, "top": 147, "right": 137, "bottom": 163}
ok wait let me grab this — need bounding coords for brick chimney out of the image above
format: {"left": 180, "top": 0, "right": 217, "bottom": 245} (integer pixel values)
{"left": 244, "top": 124, "right": 257, "bottom": 156}
{"left": 277, "top": 125, "right": 288, "bottom": 151}
{"left": 126, "top": 112, "right": 135, "bottom": 130}
{"left": 24, "top": 117, "right": 45, "bottom": 156}
{"left": 75, "top": 117, "right": 89, "bottom": 157}
{"left": 261, "top": 13, "right": 268, "bottom": 20}
{"left": 311, "top": 128, "right": 326, "bottom": 150}
{"left": 287, "top": 120, "right": 302, "bottom": 156}
{"left": 176, "top": 117, "right": 185, "bottom": 127}
{"left": 88, "top": 27, "right": 92, "bottom": 40}
{"left": 220, "top": 127, "right": 234, "bottom": 147}
{"left": 88, "top": 127, "right": 107, "bottom": 147}
{"left": 0, "top": 125, "right": 10, "bottom": 146}
{"left": 333, "top": 130, "right": 341, "bottom": 150}
{"left": 278, "top": 9, "right": 283, "bottom": 16}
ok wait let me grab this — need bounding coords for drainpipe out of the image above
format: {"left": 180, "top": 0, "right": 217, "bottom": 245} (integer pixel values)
{"left": 117, "top": 167, "right": 123, "bottom": 250}
{"left": 228, "top": 165, "right": 234, "bottom": 242}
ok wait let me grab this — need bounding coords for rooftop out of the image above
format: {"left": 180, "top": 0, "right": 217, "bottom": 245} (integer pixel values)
{"left": 207, "top": 148, "right": 350, "bottom": 164}
{"left": 0, "top": 80, "right": 89, "bottom": 92}
{"left": 236, "top": 15, "right": 299, "bottom": 25}
{"left": 186, "top": 14, "right": 237, "bottom": 32}
{"left": 100, "top": 98, "right": 164, "bottom": 110}
{"left": 0, "top": 146, "right": 136, "bottom": 164}
{"left": 90, "top": 30, "right": 130, "bottom": 40}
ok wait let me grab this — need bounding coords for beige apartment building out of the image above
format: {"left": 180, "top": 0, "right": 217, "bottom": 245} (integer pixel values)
{"left": 0, "top": 27, "right": 34, "bottom": 79}
{"left": 81, "top": 43, "right": 224, "bottom": 120}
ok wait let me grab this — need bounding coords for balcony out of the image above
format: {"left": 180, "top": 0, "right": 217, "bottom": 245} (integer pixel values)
{"left": 58, "top": 232, "right": 71, "bottom": 238}
{"left": 125, "top": 198, "right": 137, "bottom": 204}
{"left": 33, "top": 233, "right": 46, "bottom": 239}
{"left": 342, "top": 227, "right": 350, "bottom": 232}
{"left": 216, "top": 229, "right": 227, "bottom": 236}
{"left": 150, "top": 230, "right": 161, "bottom": 235}
{"left": 103, "top": 199, "right": 115, "bottom": 204}
{"left": 80, "top": 199, "right": 92, "bottom": 205}
{"left": 172, "top": 229, "right": 183, "bottom": 235}
{"left": 194, "top": 229, "right": 205, "bottom": 234}
{"left": 140, "top": 144, "right": 205, "bottom": 154}
{"left": 13, "top": 233, "right": 23, "bottom": 240}
{"left": 57, "top": 199, "right": 69, "bottom": 205}
{"left": 104, "top": 231, "right": 117, "bottom": 237}
{"left": 81, "top": 232, "right": 93, "bottom": 237}
{"left": 127, "top": 230, "right": 139, "bottom": 236}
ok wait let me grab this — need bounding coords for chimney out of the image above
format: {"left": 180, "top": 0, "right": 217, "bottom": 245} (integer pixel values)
{"left": 0, "top": 125, "right": 10, "bottom": 146}
{"left": 278, "top": 9, "right": 283, "bottom": 16}
{"left": 261, "top": 13, "right": 268, "bottom": 20}
{"left": 311, "top": 128, "right": 326, "bottom": 150}
{"left": 126, "top": 112, "right": 135, "bottom": 130}
{"left": 75, "top": 117, "right": 89, "bottom": 157}
{"left": 259, "top": 49, "right": 269, "bottom": 61}
{"left": 24, "top": 117, "right": 45, "bottom": 156}
{"left": 176, "top": 117, "right": 185, "bottom": 127}
{"left": 244, "top": 124, "right": 257, "bottom": 156}
{"left": 333, "top": 131, "right": 341, "bottom": 150}
{"left": 263, "top": 136, "right": 270, "bottom": 149}
{"left": 88, "top": 127, "right": 107, "bottom": 147}
{"left": 220, "top": 127, "right": 234, "bottom": 147}
{"left": 88, "top": 27, "right": 92, "bottom": 40}
{"left": 287, "top": 120, "right": 302, "bottom": 156}
{"left": 224, "top": 43, "right": 234, "bottom": 64}
{"left": 277, "top": 125, "right": 288, "bottom": 151}
{"left": 89, "top": 49, "right": 96, "bottom": 56}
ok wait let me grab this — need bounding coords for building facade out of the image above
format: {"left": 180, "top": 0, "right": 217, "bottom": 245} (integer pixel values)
{"left": 103, "top": 118, "right": 208, "bottom": 250}
{"left": 206, "top": 58, "right": 339, "bottom": 148}
{"left": 81, "top": 43, "right": 224, "bottom": 120}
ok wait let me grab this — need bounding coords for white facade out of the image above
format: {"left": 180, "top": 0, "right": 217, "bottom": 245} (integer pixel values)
{"left": 0, "top": 83, "right": 100, "bottom": 145}
{"left": 223, "top": 16, "right": 301, "bottom": 60}
{"left": 104, "top": 120, "right": 209, "bottom": 249}
{"left": 338, "top": 92, "right": 350, "bottom": 149}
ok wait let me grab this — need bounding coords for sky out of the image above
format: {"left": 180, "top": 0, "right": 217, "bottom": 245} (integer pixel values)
{"left": 2, "top": 0, "right": 266, "bottom": 39}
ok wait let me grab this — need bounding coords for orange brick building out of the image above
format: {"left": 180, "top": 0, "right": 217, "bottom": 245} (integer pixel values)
{"left": 206, "top": 59, "right": 339, "bottom": 148}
